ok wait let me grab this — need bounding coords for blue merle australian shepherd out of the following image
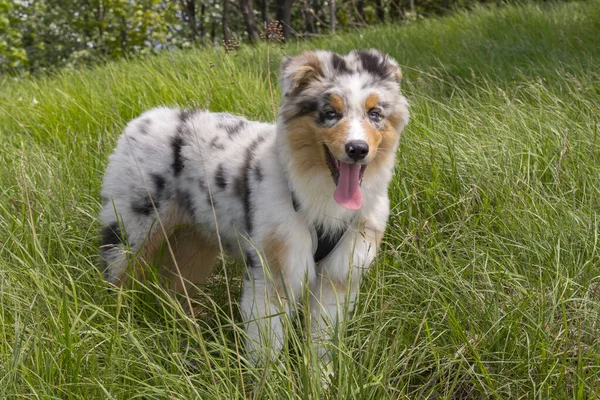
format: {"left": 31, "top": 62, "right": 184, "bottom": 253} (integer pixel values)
{"left": 99, "top": 49, "right": 409, "bottom": 363}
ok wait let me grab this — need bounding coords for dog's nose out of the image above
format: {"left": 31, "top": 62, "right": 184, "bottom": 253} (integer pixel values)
{"left": 345, "top": 140, "right": 369, "bottom": 162}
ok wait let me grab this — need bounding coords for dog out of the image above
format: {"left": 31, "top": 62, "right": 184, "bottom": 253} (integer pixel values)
{"left": 99, "top": 49, "right": 409, "bottom": 364}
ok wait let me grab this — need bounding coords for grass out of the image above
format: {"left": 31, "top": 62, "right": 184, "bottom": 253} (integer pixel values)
{"left": 1, "top": 1, "right": 600, "bottom": 398}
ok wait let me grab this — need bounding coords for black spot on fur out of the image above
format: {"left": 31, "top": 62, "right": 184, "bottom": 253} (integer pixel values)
{"left": 254, "top": 165, "right": 263, "bottom": 182}
{"left": 356, "top": 50, "right": 390, "bottom": 80}
{"left": 318, "top": 108, "right": 344, "bottom": 126}
{"left": 245, "top": 251, "right": 259, "bottom": 269}
{"left": 210, "top": 136, "right": 225, "bottom": 150}
{"left": 131, "top": 174, "right": 165, "bottom": 215}
{"left": 313, "top": 224, "right": 346, "bottom": 263}
{"left": 235, "top": 136, "right": 266, "bottom": 235}
{"left": 131, "top": 194, "right": 156, "bottom": 216}
{"left": 176, "top": 109, "right": 195, "bottom": 137}
{"left": 101, "top": 223, "right": 124, "bottom": 248}
{"left": 215, "top": 164, "right": 227, "bottom": 189}
{"left": 289, "top": 99, "right": 319, "bottom": 121}
{"left": 180, "top": 109, "right": 195, "bottom": 123}
{"left": 331, "top": 53, "right": 351, "bottom": 74}
{"left": 223, "top": 120, "right": 246, "bottom": 138}
{"left": 171, "top": 135, "right": 185, "bottom": 176}
{"left": 151, "top": 173, "right": 166, "bottom": 195}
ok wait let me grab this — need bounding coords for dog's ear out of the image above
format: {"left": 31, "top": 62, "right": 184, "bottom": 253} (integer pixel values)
{"left": 385, "top": 54, "right": 403, "bottom": 84}
{"left": 352, "top": 49, "right": 403, "bottom": 84}
{"left": 280, "top": 52, "right": 324, "bottom": 97}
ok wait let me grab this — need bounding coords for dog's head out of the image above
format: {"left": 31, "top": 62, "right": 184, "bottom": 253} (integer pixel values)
{"left": 277, "top": 49, "right": 409, "bottom": 210}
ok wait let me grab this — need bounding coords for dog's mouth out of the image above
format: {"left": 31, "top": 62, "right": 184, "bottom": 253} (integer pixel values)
{"left": 324, "top": 145, "right": 367, "bottom": 210}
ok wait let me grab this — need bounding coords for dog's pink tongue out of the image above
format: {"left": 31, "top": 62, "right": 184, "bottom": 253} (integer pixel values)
{"left": 334, "top": 162, "right": 363, "bottom": 210}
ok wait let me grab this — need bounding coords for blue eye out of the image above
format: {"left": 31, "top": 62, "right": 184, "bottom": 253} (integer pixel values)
{"left": 369, "top": 110, "right": 382, "bottom": 121}
{"left": 325, "top": 111, "right": 339, "bottom": 119}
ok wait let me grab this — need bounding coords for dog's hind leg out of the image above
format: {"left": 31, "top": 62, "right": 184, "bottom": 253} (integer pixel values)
{"left": 99, "top": 201, "right": 193, "bottom": 287}
{"left": 158, "top": 227, "right": 219, "bottom": 294}
{"left": 99, "top": 216, "right": 167, "bottom": 286}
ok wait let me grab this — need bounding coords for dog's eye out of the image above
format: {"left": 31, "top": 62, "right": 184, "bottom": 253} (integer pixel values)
{"left": 368, "top": 110, "right": 382, "bottom": 121}
{"left": 324, "top": 110, "right": 340, "bottom": 120}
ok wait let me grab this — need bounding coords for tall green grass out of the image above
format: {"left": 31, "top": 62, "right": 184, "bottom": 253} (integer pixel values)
{"left": 1, "top": 1, "right": 600, "bottom": 398}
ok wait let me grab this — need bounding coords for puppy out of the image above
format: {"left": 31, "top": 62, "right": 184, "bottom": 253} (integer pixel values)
{"left": 99, "top": 49, "right": 409, "bottom": 363}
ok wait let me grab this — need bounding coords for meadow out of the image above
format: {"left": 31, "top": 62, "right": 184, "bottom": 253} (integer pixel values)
{"left": 1, "top": 1, "right": 600, "bottom": 398}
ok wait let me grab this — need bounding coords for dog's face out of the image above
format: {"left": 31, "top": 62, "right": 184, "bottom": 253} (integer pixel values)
{"left": 278, "top": 49, "right": 409, "bottom": 210}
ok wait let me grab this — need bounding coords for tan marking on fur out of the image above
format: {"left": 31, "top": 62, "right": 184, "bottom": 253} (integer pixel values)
{"left": 304, "top": 52, "right": 323, "bottom": 73}
{"left": 365, "top": 93, "right": 379, "bottom": 111}
{"left": 364, "top": 94, "right": 398, "bottom": 165}
{"left": 112, "top": 201, "right": 218, "bottom": 294}
{"left": 111, "top": 202, "right": 188, "bottom": 286}
{"left": 375, "top": 230, "right": 384, "bottom": 246}
{"left": 286, "top": 116, "right": 331, "bottom": 175}
{"left": 290, "top": 53, "right": 323, "bottom": 94}
{"left": 393, "top": 69, "right": 402, "bottom": 83}
{"left": 264, "top": 232, "right": 291, "bottom": 303}
{"left": 368, "top": 112, "right": 404, "bottom": 171}
{"left": 160, "top": 227, "right": 218, "bottom": 293}
{"left": 319, "top": 271, "right": 359, "bottom": 295}
{"left": 329, "top": 275, "right": 350, "bottom": 294}
{"left": 362, "top": 120, "right": 383, "bottom": 161}
{"left": 265, "top": 232, "right": 286, "bottom": 280}
{"left": 363, "top": 94, "right": 384, "bottom": 161}
{"left": 321, "top": 120, "right": 350, "bottom": 160}
{"left": 329, "top": 94, "right": 345, "bottom": 112}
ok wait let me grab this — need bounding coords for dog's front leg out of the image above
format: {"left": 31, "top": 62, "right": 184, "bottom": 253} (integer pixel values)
{"left": 241, "top": 265, "right": 286, "bottom": 365}
{"left": 309, "top": 220, "right": 383, "bottom": 363}
{"left": 241, "top": 226, "right": 316, "bottom": 365}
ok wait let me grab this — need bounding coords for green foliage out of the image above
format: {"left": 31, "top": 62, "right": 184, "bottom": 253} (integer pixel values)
{"left": 0, "top": 0, "right": 28, "bottom": 69}
{"left": 1, "top": 0, "right": 574, "bottom": 75}
{"left": 0, "top": 0, "right": 183, "bottom": 74}
{"left": 1, "top": 1, "right": 600, "bottom": 397}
